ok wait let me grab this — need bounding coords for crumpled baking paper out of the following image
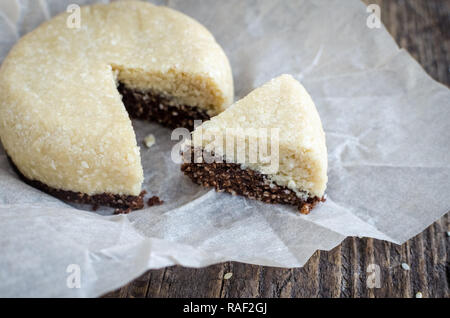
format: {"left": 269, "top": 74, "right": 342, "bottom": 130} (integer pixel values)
{"left": 0, "top": 0, "right": 449, "bottom": 297}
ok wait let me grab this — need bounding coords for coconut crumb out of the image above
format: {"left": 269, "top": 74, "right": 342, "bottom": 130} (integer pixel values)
{"left": 401, "top": 263, "right": 410, "bottom": 271}
{"left": 144, "top": 134, "right": 156, "bottom": 148}
{"left": 223, "top": 272, "right": 233, "bottom": 280}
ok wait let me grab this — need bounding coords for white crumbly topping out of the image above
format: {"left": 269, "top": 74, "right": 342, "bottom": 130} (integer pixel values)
{"left": 0, "top": 1, "right": 233, "bottom": 196}
{"left": 144, "top": 134, "right": 156, "bottom": 148}
{"left": 189, "top": 75, "right": 328, "bottom": 198}
{"left": 223, "top": 272, "right": 233, "bottom": 280}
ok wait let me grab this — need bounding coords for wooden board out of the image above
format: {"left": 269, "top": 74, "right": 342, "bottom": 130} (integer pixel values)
{"left": 103, "top": 0, "right": 450, "bottom": 298}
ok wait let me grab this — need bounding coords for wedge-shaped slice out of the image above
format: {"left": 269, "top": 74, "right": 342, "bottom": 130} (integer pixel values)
{"left": 181, "top": 74, "right": 327, "bottom": 213}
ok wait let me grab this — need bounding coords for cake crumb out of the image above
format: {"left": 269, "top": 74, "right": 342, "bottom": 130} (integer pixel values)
{"left": 415, "top": 292, "right": 423, "bottom": 298}
{"left": 223, "top": 272, "right": 233, "bottom": 280}
{"left": 147, "top": 196, "right": 164, "bottom": 207}
{"left": 144, "top": 134, "right": 156, "bottom": 148}
{"left": 401, "top": 263, "right": 410, "bottom": 271}
{"left": 299, "top": 204, "right": 311, "bottom": 215}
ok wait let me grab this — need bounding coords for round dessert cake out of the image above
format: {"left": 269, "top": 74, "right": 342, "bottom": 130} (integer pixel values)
{"left": 0, "top": 1, "right": 234, "bottom": 210}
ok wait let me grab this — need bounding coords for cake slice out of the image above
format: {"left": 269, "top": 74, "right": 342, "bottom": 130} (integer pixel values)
{"left": 181, "top": 75, "right": 327, "bottom": 214}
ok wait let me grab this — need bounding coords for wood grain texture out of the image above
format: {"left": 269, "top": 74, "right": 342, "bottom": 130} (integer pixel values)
{"left": 103, "top": 0, "right": 450, "bottom": 298}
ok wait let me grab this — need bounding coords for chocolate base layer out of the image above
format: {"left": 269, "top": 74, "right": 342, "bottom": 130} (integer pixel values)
{"left": 181, "top": 151, "right": 325, "bottom": 214}
{"left": 7, "top": 156, "right": 146, "bottom": 211}
{"left": 118, "top": 83, "right": 211, "bottom": 131}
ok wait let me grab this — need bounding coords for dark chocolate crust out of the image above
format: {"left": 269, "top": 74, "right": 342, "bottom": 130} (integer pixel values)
{"left": 181, "top": 150, "right": 325, "bottom": 214}
{"left": 118, "top": 83, "right": 210, "bottom": 131}
{"left": 7, "top": 156, "right": 146, "bottom": 211}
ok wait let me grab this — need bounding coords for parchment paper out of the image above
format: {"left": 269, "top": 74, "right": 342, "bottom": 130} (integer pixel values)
{"left": 0, "top": 0, "right": 449, "bottom": 297}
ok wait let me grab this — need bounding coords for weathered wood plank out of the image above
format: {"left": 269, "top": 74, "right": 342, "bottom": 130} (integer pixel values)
{"left": 103, "top": 0, "right": 450, "bottom": 298}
